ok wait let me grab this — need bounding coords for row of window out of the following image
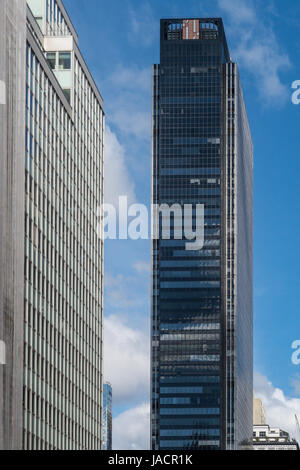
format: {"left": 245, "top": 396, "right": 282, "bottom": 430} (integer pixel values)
{"left": 46, "top": 51, "right": 71, "bottom": 71}
{"left": 24, "top": 22, "right": 103, "bottom": 450}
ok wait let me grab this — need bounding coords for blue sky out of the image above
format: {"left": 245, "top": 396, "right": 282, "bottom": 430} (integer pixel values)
{"left": 64, "top": 0, "right": 300, "bottom": 449}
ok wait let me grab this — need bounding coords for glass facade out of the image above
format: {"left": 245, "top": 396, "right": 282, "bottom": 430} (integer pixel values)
{"left": 151, "top": 19, "right": 253, "bottom": 450}
{"left": 102, "top": 382, "right": 112, "bottom": 450}
{"left": 22, "top": 0, "right": 104, "bottom": 449}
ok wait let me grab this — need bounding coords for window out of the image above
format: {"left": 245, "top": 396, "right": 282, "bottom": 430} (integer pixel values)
{"left": 63, "top": 89, "right": 71, "bottom": 103}
{"left": 46, "top": 52, "right": 56, "bottom": 70}
{"left": 59, "top": 52, "right": 71, "bottom": 70}
{"left": 36, "top": 17, "right": 43, "bottom": 29}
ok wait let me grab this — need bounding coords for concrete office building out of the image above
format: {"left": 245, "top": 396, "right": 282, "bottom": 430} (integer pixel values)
{"left": 151, "top": 18, "right": 253, "bottom": 450}
{"left": 0, "top": 0, "right": 104, "bottom": 450}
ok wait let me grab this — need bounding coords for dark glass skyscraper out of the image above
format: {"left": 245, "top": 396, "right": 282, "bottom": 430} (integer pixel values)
{"left": 151, "top": 18, "right": 253, "bottom": 450}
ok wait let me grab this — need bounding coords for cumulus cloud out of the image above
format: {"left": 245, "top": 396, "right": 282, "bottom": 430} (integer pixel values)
{"left": 218, "top": 0, "right": 291, "bottom": 103}
{"left": 113, "top": 403, "right": 150, "bottom": 450}
{"left": 218, "top": 0, "right": 256, "bottom": 24}
{"left": 133, "top": 260, "right": 150, "bottom": 274}
{"left": 109, "top": 64, "right": 151, "bottom": 93}
{"left": 129, "top": 2, "right": 158, "bottom": 47}
{"left": 105, "top": 274, "right": 135, "bottom": 308}
{"left": 104, "top": 65, "right": 151, "bottom": 140}
{"left": 104, "top": 125, "right": 136, "bottom": 207}
{"left": 254, "top": 372, "right": 300, "bottom": 441}
{"left": 105, "top": 272, "right": 148, "bottom": 310}
{"left": 291, "top": 374, "right": 300, "bottom": 395}
{"left": 103, "top": 315, "right": 150, "bottom": 405}
{"left": 234, "top": 37, "right": 290, "bottom": 102}
{"left": 109, "top": 106, "right": 150, "bottom": 140}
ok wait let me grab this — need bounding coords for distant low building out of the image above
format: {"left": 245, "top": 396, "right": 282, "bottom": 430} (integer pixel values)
{"left": 253, "top": 398, "right": 266, "bottom": 425}
{"left": 253, "top": 425, "right": 299, "bottom": 450}
{"left": 103, "top": 383, "right": 112, "bottom": 450}
{"left": 253, "top": 397, "right": 299, "bottom": 450}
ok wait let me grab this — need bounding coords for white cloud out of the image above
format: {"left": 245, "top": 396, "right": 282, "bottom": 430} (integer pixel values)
{"left": 105, "top": 274, "right": 135, "bottom": 307}
{"left": 103, "top": 315, "right": 150, "bottom": 405}
{"left": 254, "top": 372, "right": 300, "bottom": 441}
{"left": 109, "top": 65, "right": 151, "bottom": 93}
{"left": 104, "top": 65, "right": 151, "bottom": 140}
{"left": 129, "top": 2, "right": 157, "bottom": 47}
{"left": 235, "top": 38, "right": 290, "bottom": 102}
{"left": 109, "top": 106, "right": 150, "bottom": 140}
{"left": 291, "top": 374, "right": 300, "bottom": 395}
{"left": 218, "top": 0, "right": 291, "bottom": 103}
{"left": 133, "top": 260, "right": 150, "bottom": 274}
{"left": 105, "top": 273, "right": 148, "bottom": 310}
{"left": 104, "top": 125, "right": 136, "bottom": 207}
{"left": 218, "top": 0, "right": 256, "bottom": 24}
{"left": 113, "top": 403, "right": 150, "bottom": 450}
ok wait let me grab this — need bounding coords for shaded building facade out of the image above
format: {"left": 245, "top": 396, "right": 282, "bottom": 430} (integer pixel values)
{"left": 0, "top": 0, "right": 26, "bottom": 450}
{"left": 151, "top": 18, "right": 253, "bottom": 450}
{"left": 1, "top": 0, "right": 104, "bottom": 449}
